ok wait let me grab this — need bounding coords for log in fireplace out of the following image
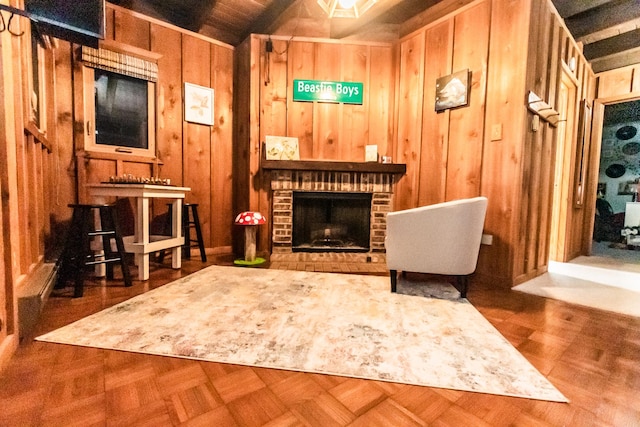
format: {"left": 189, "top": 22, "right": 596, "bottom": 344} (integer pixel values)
{"left": 292, "top": 191, "right": 372, "bottom": 252}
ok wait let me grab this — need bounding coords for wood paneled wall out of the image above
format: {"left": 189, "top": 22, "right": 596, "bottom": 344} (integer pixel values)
{"left": 393, "top": 0, "right": 594, "bottom": 286}
{"left": 395, "top": 0, "right": 491, "bottom": 212}
{"left": 0, "top": 4, "right": 58, "bottom": 367}
{"left": 518, "top": 0, "right": 595, "bottom": 282}
{"left": 235, "top": 0, "right": 595, "bottom": 286}
{"left": 595, "top": 64, "right": 640, "bottom": 99}
{"left": 394, "top": 0, "right": 532, "bottom": 284}
{"left": 1, "top": 3, "right": 235, "bottom": 366}
{"left": 0, "top": 0, "right": 602, "bottom": 369}
{"left": 69, "top": 5, "right": 235, "bottom": 252}
{"left": 234, "top": 35, "right": 395, "bottom": 253}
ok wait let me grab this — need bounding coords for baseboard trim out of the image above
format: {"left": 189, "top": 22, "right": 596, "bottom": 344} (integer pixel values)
{"left": 17, "top": 262, "right": 58, "bottom": 340}
{"left": 0, "top": 334, "right": 18, "bottom": 373}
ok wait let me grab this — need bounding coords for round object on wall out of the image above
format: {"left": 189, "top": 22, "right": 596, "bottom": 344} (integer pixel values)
{"left": 605, "top": 163, "right": 626, "bottom": 178}
{"left": 615, "top": 125, "right": 637, "bottom": 140}
{"left": 622, "top": 142, "right": 640, "bottom": 156}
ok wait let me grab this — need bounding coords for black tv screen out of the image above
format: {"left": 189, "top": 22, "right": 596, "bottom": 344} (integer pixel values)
{"left": 25, "top": 0, "right": 105, "bottom": 48}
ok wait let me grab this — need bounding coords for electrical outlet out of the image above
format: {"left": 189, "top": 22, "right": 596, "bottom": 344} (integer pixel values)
{"left": 481, "top": 234, "right": 493, "bottom": 245}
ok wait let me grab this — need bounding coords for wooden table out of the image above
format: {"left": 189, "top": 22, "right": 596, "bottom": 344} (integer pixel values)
{"left": 87, "top": 183, "right": 191, "bottom": 280}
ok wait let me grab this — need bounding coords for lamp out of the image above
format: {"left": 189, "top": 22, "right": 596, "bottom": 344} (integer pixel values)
{"left": 317, "top": 0, "right": 377, "bottom": 18}
{"left": 234, "top": 211, "right": 267, "bottom": 266}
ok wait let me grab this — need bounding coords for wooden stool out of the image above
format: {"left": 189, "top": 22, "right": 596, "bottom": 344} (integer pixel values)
{"left": 159, "top": 203, "right": 207, "bottom": 262}
{"left": 55, "top": 204, "right": 132, "bottom": 297}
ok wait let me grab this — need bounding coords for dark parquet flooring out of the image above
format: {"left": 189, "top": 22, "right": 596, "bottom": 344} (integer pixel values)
{"left": 1, "top": 254, "right": 639, "bottom": 426}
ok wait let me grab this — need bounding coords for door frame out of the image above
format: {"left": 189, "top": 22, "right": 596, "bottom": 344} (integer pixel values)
{"left": 549, "top": 69, "right": 579, "bottom": 262}
{"left": 584, "top": 92, "right": 640, "bottom": 255}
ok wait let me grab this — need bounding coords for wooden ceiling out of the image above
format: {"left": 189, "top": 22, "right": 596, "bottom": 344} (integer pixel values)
{"left": 110, "top": 0, "right": 640, "bottom": 73}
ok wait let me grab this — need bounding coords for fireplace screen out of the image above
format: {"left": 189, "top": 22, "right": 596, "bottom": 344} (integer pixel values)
{"left": 292, "top": 191, "right": 372, "bottom": 252}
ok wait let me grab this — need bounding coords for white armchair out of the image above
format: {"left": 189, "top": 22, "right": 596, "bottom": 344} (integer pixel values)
{"left": 385, "top": 197, "right": 488, "bottom": 298}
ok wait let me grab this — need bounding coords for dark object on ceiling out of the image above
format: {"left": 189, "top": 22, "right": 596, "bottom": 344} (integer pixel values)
{"left": 622, "top": 142, "right": 640, "bottom": 156}
{"left": 605, "top": 163, "right": 626, "bottom": 178}
{"left": 616, "top": 125, "right": 637, "bottom": 140}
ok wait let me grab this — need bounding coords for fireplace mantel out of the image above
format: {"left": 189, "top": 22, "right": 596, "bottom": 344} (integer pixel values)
{"left": 262, "top": 159, "right": 406, "bottom": 175}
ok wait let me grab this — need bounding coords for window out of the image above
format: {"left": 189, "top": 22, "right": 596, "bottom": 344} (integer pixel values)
{"left": 81, "top": 45, "right": 158, "bottom": 158}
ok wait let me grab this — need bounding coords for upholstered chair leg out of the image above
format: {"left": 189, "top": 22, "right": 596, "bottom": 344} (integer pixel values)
{"left": 456, "top": 275, "right": 469, "bottom": 298}
{"left": 390, "top": 270, "right": 398, "bottom": 293}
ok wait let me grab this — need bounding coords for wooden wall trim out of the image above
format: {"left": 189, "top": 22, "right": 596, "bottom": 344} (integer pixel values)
{"left": 24, "top": 122, "right": 51, "bottom": 151}
{"left": 0, "top": 334, "right": 18, "bottom": 373}
{"left": 595, "top": 63, "right": 640, "bottom": 98}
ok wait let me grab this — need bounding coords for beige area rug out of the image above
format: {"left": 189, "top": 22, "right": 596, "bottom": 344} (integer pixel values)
{"left": 37, "top": 266, "right": 567, "bottom": 402}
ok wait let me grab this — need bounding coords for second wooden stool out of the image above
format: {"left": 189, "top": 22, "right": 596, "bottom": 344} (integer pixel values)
{"left": 55, "top": 204, "right": 132, "bottom": 297}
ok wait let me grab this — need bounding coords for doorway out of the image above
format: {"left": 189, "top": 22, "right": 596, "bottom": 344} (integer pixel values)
{"left": 591, "top": 98, "right": 640, "bottom": 257}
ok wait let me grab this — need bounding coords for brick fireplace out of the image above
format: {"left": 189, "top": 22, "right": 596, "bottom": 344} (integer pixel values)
{"left": 263, "top": 161, "right": 405, "bottom": 267}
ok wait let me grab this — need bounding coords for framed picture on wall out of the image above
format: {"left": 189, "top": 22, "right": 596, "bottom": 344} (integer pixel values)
{"left": 184, "top": 82, "right": 214, "bottom": 126}
{"left": 435, "top": 69, "right": 470, "bottom": 112}
{"left": 597, "top": 183, "right": 607, "bottom": 197}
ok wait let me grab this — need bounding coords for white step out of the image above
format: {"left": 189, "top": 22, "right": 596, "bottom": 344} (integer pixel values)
{"left": 548, "top": 260, "right": 640, "bottom": 292}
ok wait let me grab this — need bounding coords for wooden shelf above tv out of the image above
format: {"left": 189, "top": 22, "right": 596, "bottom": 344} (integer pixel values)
{"left": 261, "top": 159, "right": 406, "bottom": 174}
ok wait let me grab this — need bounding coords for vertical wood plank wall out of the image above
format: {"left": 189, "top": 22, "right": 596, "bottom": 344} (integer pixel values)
{"left": 234, "top": 0, "right": 595, "bottom": 286}
{"left": 2, "top": 4, "right": 236, "bottom": 362}
{"left": 1, "top": 0, "right": 606, "bottom": 364}
{"left": 235, "top": 36, "right": 395, "bottom": 252}
{"left": 396, "top": 0, "right": 594, "bottom": 285}
{"left": 394, "top": 0, "right": 537, "bottom": 285}
{"left": 519, "top": 0, "right": 595, "bottom": 282}
{"left": 595, "top": 64, "right": 640, "bottom": 99}
{"left": 71, "top": 5, "right": 235, "bottom": 252}
{"left": 0, "top": 6, "right": 58, "bottom": 366}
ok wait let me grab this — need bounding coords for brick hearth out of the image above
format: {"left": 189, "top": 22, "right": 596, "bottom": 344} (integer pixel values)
{"left": 268, "top": 169, "right": 398, "bottom": 271}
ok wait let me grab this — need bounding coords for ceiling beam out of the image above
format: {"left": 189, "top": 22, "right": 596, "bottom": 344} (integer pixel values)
{"left": 577, "top": 16, "right": 640, "bottom": 44}
{"left": 143, "top": 0, "right": 217, "bottom": 32}
{"left": 584, "top": 28, "right": 640, "bottom": 59}
{"left": 552, "top": 0, "right": 612, "bottom": 18}
{"left": 241, "top": 0, "right": 299, "bottom": 40}
{"left": 590, "top": 46, "right": 640, "bottom": 73}
{"left": 564, "top": 0, "right": 640, "bottom": 39}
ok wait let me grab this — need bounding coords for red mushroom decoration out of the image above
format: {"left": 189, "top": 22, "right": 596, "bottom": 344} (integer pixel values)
{"left": 234, "top": 211, "right": 266, "bottom": 265}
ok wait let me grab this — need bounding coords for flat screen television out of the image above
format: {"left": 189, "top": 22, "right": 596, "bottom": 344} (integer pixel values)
{"left": 25, "top": 0, "right": 105, "bottom": 48}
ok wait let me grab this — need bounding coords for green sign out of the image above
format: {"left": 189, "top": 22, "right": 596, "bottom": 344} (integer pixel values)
{"left": 293, "top": 79, "right": 363, "bottom": 104}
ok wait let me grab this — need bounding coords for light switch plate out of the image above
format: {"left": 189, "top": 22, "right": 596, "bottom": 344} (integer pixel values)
{"left": 490, "top": 124, "right": 502, "bottom": 141}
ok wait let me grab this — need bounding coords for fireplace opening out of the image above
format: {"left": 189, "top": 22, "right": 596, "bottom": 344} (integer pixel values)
{"left": 292, "top": 191, "right": 372, "bottom": 252}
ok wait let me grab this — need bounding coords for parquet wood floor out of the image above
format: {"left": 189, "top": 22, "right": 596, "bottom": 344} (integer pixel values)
{"left": 1, "top": 255, "right": 639, "bottom": 426}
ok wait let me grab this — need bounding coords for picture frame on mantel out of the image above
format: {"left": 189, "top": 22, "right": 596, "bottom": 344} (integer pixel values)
{"left": 435, "top": 69, "right": 470, "bottom": 112}
{"left": 265, "top": 135, "right": 300, "bottom": 160}
{"left": 184, "top": 82, "right": 214, "bottom": 126}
